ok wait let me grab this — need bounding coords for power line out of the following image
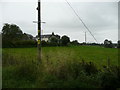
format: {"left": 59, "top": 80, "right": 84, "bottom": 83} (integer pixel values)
{"left": 65, "top": 0, "right": 98, "bottom": 43}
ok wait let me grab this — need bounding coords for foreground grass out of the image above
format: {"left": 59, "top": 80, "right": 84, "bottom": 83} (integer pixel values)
{"left": 2, "top": 46, "right": 120, "bottom": 88}
{"left": 42, "top": 46, "right": 118, "bottom": 67}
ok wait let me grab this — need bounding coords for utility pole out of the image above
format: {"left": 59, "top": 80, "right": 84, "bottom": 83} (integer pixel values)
{"left": 85, "top": 32, "right": 86, "bottom": 44}
{"left": 37, "top": 0, "right": 41, "bottom": 62}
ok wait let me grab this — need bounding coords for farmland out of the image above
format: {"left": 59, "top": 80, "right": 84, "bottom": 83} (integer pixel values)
{"left": 2, "top": 46, "right": 119, "bottom": 88}
{"left": 3, "top": 46, "right": 118, "bottom": 67}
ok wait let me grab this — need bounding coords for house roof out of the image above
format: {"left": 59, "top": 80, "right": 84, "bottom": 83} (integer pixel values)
{"left": 41, "top": 34, "right": 52, "bottom": 38}
{"left": 36, "top": 33, "right": 60, "bottom": 39}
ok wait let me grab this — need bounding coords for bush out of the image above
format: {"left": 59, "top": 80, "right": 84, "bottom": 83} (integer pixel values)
{"left": 41, "top": 40, "right": 48, "bottom": 47}
{"left": 97, "top": 66, "right": 120, "bottom": 88}
{"left": 2, "top": 40, "right": 37, "bottom": 48}
{"left": 60, "top": 35, "right": 70, "bottom": 46}
{"left": 15, "top": 62, "right": 38, "bottom": 81}
{"left": 2, "top": 40, "right": 15, "bottom": 48}
{"left": 13, "top": 40, "right": 37, "bottom": 48}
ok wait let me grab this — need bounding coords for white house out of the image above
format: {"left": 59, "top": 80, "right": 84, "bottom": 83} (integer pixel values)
{"left": 36, "top": 32, "right": 60, "bottom": 42}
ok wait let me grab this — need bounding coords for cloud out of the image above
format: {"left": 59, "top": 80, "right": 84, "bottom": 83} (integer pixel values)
{"left": 0, "top": 1, "right": 118, "bottom": 43}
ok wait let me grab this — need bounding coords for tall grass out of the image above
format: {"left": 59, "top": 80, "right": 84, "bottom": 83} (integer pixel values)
{"left": 2, "top": 46, "right": 120, "bottom": 88}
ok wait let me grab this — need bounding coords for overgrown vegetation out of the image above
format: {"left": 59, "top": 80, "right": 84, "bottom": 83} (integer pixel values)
{"left": 2, "top": 23, "right": 37, "bottom": 48}
{"left": 2, "top": 46, "right": 119, "bottom": 88}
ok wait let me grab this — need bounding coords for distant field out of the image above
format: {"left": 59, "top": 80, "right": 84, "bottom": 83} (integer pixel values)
{"left": 3, "top": 46, "right": 118, "bottom": 68}
{"left": 2, "top": 46, "right": 119, "bottom": 88}
{"left": 43, "top": 46, "right": 118, "bottom": 67}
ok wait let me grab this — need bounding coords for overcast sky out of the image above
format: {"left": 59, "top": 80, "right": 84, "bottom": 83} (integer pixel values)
{"left": 0, "top": 0, "right": 119, "bottom": 43}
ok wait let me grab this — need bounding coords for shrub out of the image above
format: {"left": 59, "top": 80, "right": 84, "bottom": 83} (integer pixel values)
{"left": 2, "top": 40, "right": 37, "bottom": 48}
{"left": 82, "top": 61, "right": 98, "bottom": 75}
{"left": 15, "top": 61, "right": 39, "bottom": 81}
{"left": 41, "top": 40, "right": 48, "bottom": 47}
{"left": 97, "top": 66, "right": 120, "bottom": 88}
{"left": 13, "top": 40, "right": 37, "bottom": 48}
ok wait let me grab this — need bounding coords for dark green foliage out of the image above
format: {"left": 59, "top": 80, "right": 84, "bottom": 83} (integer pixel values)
{"left": 60, "top": 35, "right": 70, "bottom": 46}
{"left": 49, "top": 36, "right": 59, "bottom": 46}
{"left": 118, "top": 40, "right": 120, "bottom": 48}
{"left": 82, "top": 61, "right": 98, "bottom": 75}
{"left": 104, "top": 39, "right": 114, "bottom": 48}
{"left": 13, "top": 40, "right": 37, "bottom": 48}
{"left": 41, "top": 40, "right": 48, "bottom": 47}
{"left": 22, "top": 33, "right": 34, "bottom": 40}
{"left": 97, "top": 66, "right": 120, "bottom": 88}
{"left": 2, "top": 40, "right": 15, "bottom": 48}
{"left": 70, "top": 40, "right": 79, "bottom": 46}
{"left": 2, "top": 23, "right": 23, "bottom": 41}
{"left": 2, "top": 23, "right": 36, "bottom": 48}
{"left": 2, "top": 40, "right": 37, "bottom": 48}
{"left": 15, "top": 62, "right": 38, "bottom": 81}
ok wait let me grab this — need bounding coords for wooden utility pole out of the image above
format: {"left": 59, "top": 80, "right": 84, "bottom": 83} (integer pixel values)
{"left": 85, "top": 32, "right": 86, "bottom": 44}
{"left": 37, "top": 0, "right": 41, "bottom": 62}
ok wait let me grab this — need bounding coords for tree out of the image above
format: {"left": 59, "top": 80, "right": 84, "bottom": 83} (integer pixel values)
{"left": 60, "top": 35, "right": 70, "bottom": 46}
{"left": 2, "top": 23, "right": 23, "bottom": 41}
{"left": 22, "top": 33, "right": 35, "bottom": 40}
{"left": 49, "top": 36, "right": 59, "bottom": 46}
{"left": 104, "top": 39, "right": 113, "bottom": 48}
{"left": 71, "top": 40, "right": 79, "bottom": 45}
{"left": 117, "top": 40, "right": 120, "bottom": 48}
{"left": 2, "top": 23, "right": 36, "bottom": 48}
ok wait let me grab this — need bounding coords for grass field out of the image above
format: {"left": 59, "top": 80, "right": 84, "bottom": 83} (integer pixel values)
{"left": 2, "top": 46, "right": 119, "bottom": 88}
{"left": 3, "top": 46, "right": 118, "bottom": 67}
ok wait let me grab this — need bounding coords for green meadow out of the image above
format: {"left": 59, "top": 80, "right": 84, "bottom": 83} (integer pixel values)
{"left": 3, "top": 46, "right": 118, "bottom": 67}
{"left": 2, "top": 46, "right": 119, "bottom": 88}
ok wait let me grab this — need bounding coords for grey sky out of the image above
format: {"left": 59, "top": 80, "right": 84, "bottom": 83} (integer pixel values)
{"left": 0, "top": 0, "right": 118, "bottom": 43}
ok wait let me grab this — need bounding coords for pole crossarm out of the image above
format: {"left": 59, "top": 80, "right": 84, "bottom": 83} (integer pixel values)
{"left": 33, "top": 21, "right": 46, "bottom": 23}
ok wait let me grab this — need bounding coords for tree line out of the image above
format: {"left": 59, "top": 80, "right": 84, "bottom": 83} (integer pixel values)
{"left": 1, "top": 23, "right": 119, "bottom": 48}
{"left": 2, "top": 23, "right": 37, "bottom": 48}
{"left": 2, "top": 23, "right": 72, "bottom": 48}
